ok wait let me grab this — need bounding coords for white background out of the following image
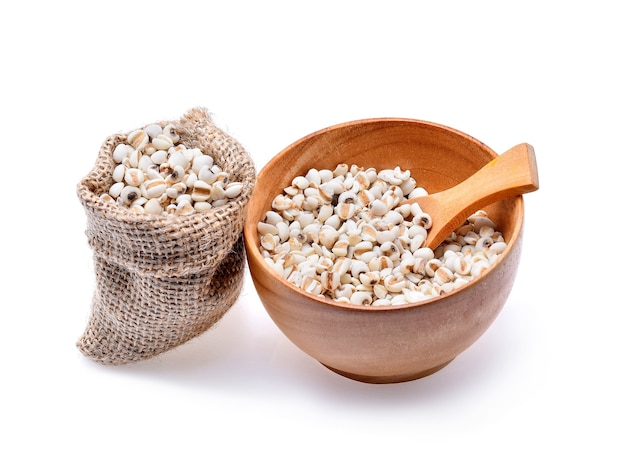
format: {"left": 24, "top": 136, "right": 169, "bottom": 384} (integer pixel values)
{"left": 2, "top": 1, "right": 624, "bottom": 450}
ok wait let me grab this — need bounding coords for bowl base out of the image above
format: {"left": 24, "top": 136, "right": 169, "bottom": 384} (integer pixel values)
{"left": 321, "top": 359, "right": 454, "bottom": 384}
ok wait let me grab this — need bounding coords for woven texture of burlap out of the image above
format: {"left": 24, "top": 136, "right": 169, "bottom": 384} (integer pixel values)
{"left": 76, "top": 107, "right": 255, "bottom": 365}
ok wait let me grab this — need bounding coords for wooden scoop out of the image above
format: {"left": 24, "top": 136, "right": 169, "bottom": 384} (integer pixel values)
{"left": 400, "top": 143, "right": 539, "bottom": 250}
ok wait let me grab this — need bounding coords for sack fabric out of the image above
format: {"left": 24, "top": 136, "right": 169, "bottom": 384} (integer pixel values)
{"left": 76, "top": 107, "right": 255, "bottom": 365}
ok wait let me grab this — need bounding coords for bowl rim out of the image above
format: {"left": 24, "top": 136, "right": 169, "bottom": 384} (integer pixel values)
{"left": 244, "top": 117, "right": 525, "bottom": 312}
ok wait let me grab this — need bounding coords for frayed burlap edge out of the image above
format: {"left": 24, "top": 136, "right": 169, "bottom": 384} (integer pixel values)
{"left": 76, "top": 107, "right": 255, "bottom": 365}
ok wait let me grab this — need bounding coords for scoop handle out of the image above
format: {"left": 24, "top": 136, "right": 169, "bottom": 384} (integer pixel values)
{"left": 446, "top": 142, "right": 539, "bottom": 210}
{"left": 418, "top": 143, "right": 539, "bottom": 250}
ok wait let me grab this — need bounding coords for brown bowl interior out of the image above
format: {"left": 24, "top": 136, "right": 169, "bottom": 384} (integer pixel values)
{"left": 244, "top": 118, "right": 524, "bottom": 383}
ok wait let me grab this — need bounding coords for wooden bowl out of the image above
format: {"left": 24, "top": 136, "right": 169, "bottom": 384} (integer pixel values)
{"left": 243, "top": 118, "right": 524, "bottom": 384}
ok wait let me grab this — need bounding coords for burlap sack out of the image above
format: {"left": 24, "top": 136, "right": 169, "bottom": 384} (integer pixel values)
{"left": 76, "top": 107, "right": 255, "bottom": 365}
